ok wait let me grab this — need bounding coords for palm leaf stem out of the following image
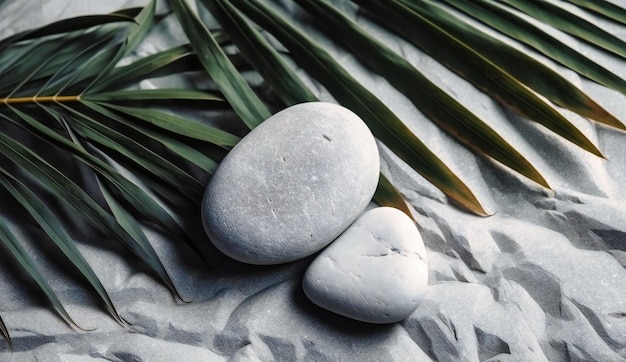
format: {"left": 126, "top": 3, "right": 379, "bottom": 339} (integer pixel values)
{"left": 1, "top": 95, "right": 81, "bottom": 105}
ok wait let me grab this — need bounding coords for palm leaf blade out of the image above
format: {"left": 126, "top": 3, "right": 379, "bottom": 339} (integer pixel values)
{"left": 0, "top": 171, "right": 125, "bottom": 325}
{"left": 562, "top": 0, "right": 626, "bottom": 25}
{"left": 85, "top": 0, "right": 156, "bottom": 93}
{"left": 297, "top": 0, "right": 550, "bottom": 189}
{"left": 66, "top": 112, "right": 204, "bottom": 198}
{"left": 0, "top": 205, "right": 82, "bottom": 330}
{"left": 8, "top": 105, "right": 197, "bottom": 235}
{"left": 229, "top": 0, "right": 489, "bottom": 215}
{"left": 94, "top": 102, "right": 240, "bottom": 146}
{"left": 94, "top": 44, "right": 193, "bottom": 91}
{"left": 374, "top": 173, "right": 416, "bottom": 222}
{"left": 0, "top": 129, "right": 180, "bottom": 298}
{"left": 97, "top": 178, "right": 186, "bottom": 302}
{"left": 406, "top": 0, "right": 624, "bottom": 130}
{"left": 168, "top": 0, "right": 271, "bottom": 129}
{"left": 0, "top": 314, "right": 10, "bottom": 350}
{"left": 81, "top": 101, "right": 221, "bottom": 173}
{"left": 442, "top": 0, "right": 626, "bottom": 106}
{"left": 84, "top": 88, "right": 225, "bottom": 102}
{"left": 0, "top": 11, "right": 137, "bottom": 51}
{"left": 356, "top": 0, "right": 604, "bottom": 158}
{"left": 204, "top": 0, "right": 318, "bottom": 106}
{"left": 496, "top": 0, "right": 626, "bottom": 58}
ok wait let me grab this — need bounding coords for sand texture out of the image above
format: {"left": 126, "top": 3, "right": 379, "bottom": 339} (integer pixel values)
{"left": 0, "top": 1, "right": 625, "bottom": 361}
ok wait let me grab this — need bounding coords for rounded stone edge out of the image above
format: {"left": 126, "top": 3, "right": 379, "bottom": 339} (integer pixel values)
{"left": 302, "top": 207, "right": 429, "bottom": 324}
{"left": 202, "top": 102, "right": 380, "bottom": 265}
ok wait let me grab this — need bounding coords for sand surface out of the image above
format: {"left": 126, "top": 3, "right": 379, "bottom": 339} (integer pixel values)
{"left": 0, "top": 1, "right": 625, "bottom": 361}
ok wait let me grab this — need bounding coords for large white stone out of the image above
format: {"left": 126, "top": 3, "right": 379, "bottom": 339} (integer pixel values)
{"left": 303, "top": 207, "right": 429, "bottom": 323}
{"left": 202, "top": 102, "right": 379, "bottom": 265}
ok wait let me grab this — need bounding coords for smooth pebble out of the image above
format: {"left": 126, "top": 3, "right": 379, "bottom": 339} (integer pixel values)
{"left": 303, "top": 207, "right": 428, "bottom": 323}
{"left": 202, "top": 102, "right": 379, "bottom": 265}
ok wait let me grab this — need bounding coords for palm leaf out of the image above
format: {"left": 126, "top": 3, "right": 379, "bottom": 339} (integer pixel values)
{"left": 81, "top": 101, "right": 223, "bottom": 173}
{"left": 441, "top": 0, "right": 626, "bottom": 104}
{"left": 562, "top": 0, "right": 626, "bottom": 25}
{"left": 496, "top": 0, "right": 626, "bottom": 58}
{"left": 0, "top": 1, "right": 203, "bottom": 335}
{"left": 84, "top": 88, "right": 224, "bottom": 102}
{"left": 373, "top": 173, "right": 416, "bottom": 223}
{"left": 84, "top": 0, "right": 156, "bottom": 93}
{"left": 296, "top": 0, "right": 550, "bottom": 189}
{"left": 355, "top": 0, "right": 604, "bottom": 158}
{"left": 93, "top": 102, "right": 239, "bottom": 146}
{"left": 0, "top": 9, "right": 138, "bottom": 51}
{"left": 0, "top": 170, "right": 126, "bottom": 325}
{"left": 400, "top": 0, "right": 623, "bottom": 130}
{"left": 202, "top": 0, "right": 411, "bottom": 216}
{"left": 227, "top": 0, "right": 489, "bottom": 215}
{"left": 202, "top": 0, "right": 318, "bottom": 106}
{"left": 169, "top": 0, "right": 271, "bottom": 129}
{"left": 2, "top": 0, "right": 626, "bottom": 344}
{"left": 0, "top": 205, "right": 84, "bottom": 330}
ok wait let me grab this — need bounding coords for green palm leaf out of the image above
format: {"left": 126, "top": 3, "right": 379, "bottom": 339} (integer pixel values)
{"left": 0, "top": 9, "right": 138, "bottom": 51}
{"left": 399, "top": 0, "right": 623, "bottom": 130}
{"left": 296, "top": 0, "right": 550, "bottom": 189}
{"left": 0, "top": 205, "right": 84, "bottom": 330}
{"left": 228, "top": 0, "right": 489, "bottom": 215}
{"left": 81, "top": 101, "right": 223, "bottom": 173}
{"left": 169, "top": 0, "right": 271, "bottom": 129}
{"left": 0, "top": 170, "right": 126, "bottom": 326}
{"left": 496, "top": 0, "right": 626, "bottom": 58}
{"left": 441, "top": 0, "right": 626, "bottom": 104}
{"left": 0, "top": 314, "right": 9, "bottom": 350}
{"left": 355, "top": 0, "right": 604, "bottom": 158}
{"left": 1, "top": 0, "right": 626, "bottom": 346}
{"left": 562, "top": 0, "right": 626, "bottom": 25}
{"left": 200, "top": 0, "right": 411, "bottom": 217}
{"left": 201, "top": 0, "right": 318, "bottom": 106}
{"left": 373, "top": 173, "right": 416, "bottom": 223}
{"left": 0, "top": 0, "right": 212, "bottom": 336}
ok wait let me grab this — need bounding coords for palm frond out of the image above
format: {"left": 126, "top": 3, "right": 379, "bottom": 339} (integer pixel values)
{"left": 223, "top": 0, "right": 490, "bottom": 215}
{"left": 202, "top": 0, "right": 411, "bottom": 218}
{"left": 496, "top": 0, "right": 626, "bottom": 58}
{"left": 0, "top": 170, "right": 125, "bottom": 326}
{"left": 297, "top": 0, "right": 551, "bottom": 189}
{"left": 0, "top": 207, "right": 84, "bottom": 330}
{"left": 441, "top": 0, "right": 626, "bottom": 101}
{"left": 1, "top": 0, "right": 626, "bottom": 347}
{"left": 562, "top": 0, "right": 626, "bottom": 25}
{"left": 0, "top": 0, "right": 235, "bottom": 340}
{"left": 169, "top": 0, "right": 271, "bottom": 129}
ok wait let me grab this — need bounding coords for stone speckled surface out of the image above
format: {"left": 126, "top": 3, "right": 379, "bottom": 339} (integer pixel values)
{"left": 303, "top": 207, "right": 428, "bottom": 324}
{"left": 202, "top": 102, "right": 379, "bottom": 265}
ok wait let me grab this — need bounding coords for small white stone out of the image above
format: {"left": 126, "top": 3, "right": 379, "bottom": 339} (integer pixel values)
{"left": 303, "top": 207, "right": 428, "bottom": 323}
{"left": 202, "top": 102, "right": 379, "bottom": 265}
